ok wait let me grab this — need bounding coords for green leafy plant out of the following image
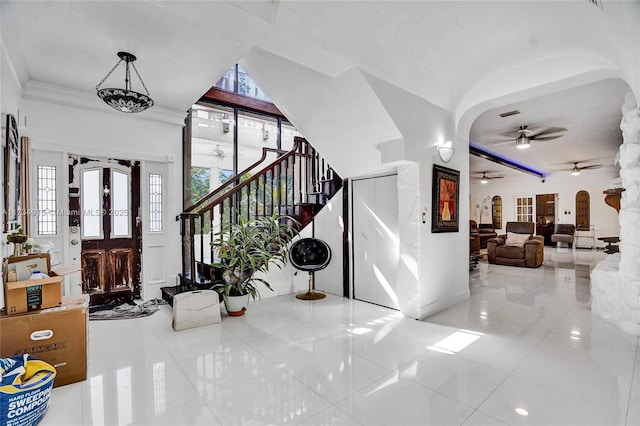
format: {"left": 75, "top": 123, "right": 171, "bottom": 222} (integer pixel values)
{"left": 7, "top": 227, "right": 28, "bottom": 244}
{"left": 210, "top": 212, "right": 299, "bottom": 300}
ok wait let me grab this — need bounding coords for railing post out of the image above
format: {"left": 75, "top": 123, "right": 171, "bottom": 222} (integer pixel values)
{"left": 179, "top": 212, "right": 199, "bottom": 287}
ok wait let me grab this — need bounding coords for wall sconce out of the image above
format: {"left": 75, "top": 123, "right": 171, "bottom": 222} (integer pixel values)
{"left": 436, "top": 140, "right": 455, "bottom": 163}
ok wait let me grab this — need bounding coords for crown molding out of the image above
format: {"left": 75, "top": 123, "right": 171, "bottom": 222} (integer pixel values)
{"left": 23, "top": 80, "right": 187, "bottom": 126}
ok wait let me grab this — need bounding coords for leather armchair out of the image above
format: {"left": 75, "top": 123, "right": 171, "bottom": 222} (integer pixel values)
{"left": 471, "top": 220, "right": 498, "bottom": 249}
{"left": 487, "top": 221, "right": 544, "bottom": 268}
{"left": 470, "top": 220, "right": 480, "bottom": 255}
{"left": 551, "top": 224, "right": 575, "bottom": 248}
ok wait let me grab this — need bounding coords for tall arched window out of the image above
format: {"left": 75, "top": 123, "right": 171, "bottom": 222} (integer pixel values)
{"left": 492, "top": 196, "right": 502, "bottom": 229}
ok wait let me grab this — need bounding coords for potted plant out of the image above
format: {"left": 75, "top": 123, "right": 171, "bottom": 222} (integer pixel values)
{"left": 210, "top": 212, "right": 298, "bottom": 316}
{"left": 7, "top": 227, "right": 28, "bottom": 257}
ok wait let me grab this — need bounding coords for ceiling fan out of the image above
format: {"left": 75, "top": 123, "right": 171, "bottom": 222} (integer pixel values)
{"left": 489, "top": 125, "right": 567, "bottom": 149}
{"left": 472, "top": 172, "right": 505, "bottom": 184}
{"left": 566, "top": 161, "right": 603, "bottom": 176}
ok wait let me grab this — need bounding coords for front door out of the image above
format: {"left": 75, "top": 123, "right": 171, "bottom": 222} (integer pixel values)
{"left": 69, "top": 156, "right": 141, "bottom": 306}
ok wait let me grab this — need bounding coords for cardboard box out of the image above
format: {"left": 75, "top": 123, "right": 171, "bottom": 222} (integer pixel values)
{"left": 0, "top": 294, "right": 89, "bottom": 387}
{"left": 4, "top": 274, "right": 63, "bottom": 315}
{"left": 3, "top": 253, "right": 64, "bottom": 315}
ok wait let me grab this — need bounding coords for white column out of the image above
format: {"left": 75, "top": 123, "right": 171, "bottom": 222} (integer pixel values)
{"left": 591, "top": 91, "right": 640, "bottom": 335}
{"left": 397, "top": 163, "right": 421, "bottom": 319}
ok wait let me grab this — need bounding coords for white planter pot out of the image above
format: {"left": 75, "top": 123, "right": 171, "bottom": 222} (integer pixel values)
{"left": 223, "top": 294, "right": 250, "bottom": 316}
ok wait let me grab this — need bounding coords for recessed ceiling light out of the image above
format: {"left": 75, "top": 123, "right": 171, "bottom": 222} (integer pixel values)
{"left": 515, "top": 408, "right": 529, "bottom": 416}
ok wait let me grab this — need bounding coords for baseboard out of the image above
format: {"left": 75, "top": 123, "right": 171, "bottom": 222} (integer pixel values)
{"left": 419, "top": 289, "right": 470, "bottom": 320}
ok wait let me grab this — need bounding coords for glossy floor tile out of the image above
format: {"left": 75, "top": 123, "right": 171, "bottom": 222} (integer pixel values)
{"left": 40, "top": 247, "right": 640, "bottom": 425}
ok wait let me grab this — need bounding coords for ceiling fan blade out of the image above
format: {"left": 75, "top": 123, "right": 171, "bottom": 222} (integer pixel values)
{"left": 474, "top": 170, "right": 503, "bottom": 176}
{"left": 535, "top": 126, "right": 567, "bottom": 136}
{"left": 497, "top": 129, "right": 520, "bottom": 138}
{"left": 531, "top": 134, "right": 563, "bottom": 141}
{"left": 581, "top": 164, "right": 604, "bottom": 170}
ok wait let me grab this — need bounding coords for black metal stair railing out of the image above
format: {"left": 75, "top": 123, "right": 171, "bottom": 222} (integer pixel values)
{"left": 177, "top": 137, "right": 341, "bottom": 287}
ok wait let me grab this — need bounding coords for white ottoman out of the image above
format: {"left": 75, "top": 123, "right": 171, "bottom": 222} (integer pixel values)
{"left": 172, "top": 290, "right": 221, "bottom": 331}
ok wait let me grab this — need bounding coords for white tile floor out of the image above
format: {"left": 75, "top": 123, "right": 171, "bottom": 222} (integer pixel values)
{"left": 40, "top": 247, "right": 640, "bottom": 425}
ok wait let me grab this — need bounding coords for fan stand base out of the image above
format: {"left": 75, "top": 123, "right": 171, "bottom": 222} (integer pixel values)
{"left": 295, "top": 272, "right": 326, "bottom": 301}
{"left": 296, "top": 291, "right": 326, "bottom": 300}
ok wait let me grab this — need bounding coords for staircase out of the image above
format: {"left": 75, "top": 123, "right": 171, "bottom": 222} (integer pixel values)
{"left": 161, "top": 137, "right": 342, "bottom": 304}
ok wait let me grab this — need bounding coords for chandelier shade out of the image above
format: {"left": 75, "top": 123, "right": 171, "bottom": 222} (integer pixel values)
{"left": 96, "top": 52, "right": 154, "bottom": 113}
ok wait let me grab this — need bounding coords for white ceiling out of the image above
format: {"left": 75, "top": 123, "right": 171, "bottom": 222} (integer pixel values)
{"left": 469, "top": 78, "right": 630, "bottom": 180}
{"left": 1, "top": 1, "right": 638, "bottom": 178}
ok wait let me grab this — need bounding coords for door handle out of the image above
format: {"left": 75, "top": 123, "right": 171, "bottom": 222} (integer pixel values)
{"left": 71, "top": 239, "right": 79, "bottom": 245}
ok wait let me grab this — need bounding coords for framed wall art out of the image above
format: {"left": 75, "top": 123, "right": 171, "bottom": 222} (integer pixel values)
{"left": 432, "top": 164, "right": 459, "bottom": 233}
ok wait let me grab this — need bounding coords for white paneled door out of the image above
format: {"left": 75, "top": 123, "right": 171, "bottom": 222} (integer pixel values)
{"left": 352, "top": 174, "right": 399, "bottom": 310}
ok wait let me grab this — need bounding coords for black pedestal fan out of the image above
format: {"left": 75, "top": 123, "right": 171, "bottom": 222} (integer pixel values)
{"left": 289, "top": 238, "right": 331, "bottom": 300}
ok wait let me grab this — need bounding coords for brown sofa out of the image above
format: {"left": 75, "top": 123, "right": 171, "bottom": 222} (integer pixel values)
{"left": 487, "top": 222, "right": 544, "bottom": 268}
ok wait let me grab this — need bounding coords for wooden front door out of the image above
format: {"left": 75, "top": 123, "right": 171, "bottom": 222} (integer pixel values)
{"left": 70, "top": 157, "right": 141, "bottom": 306}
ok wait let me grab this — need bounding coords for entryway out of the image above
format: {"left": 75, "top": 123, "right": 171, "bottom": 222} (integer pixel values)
{"left": 69, "top": 156, "right": 141, "bottom": 306}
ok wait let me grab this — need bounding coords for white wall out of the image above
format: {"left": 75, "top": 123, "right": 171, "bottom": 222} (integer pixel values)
{"left": 249, "top": 188, "right": 345, "bottom": 300}
{"left": 470, "top": 168, "right": 620, "bottom": 245}
{"left": 313, "top": 188, "right": 345, "bottom": 297}
{"left": 355, "top": 72, "right": 471, "bottom": 319}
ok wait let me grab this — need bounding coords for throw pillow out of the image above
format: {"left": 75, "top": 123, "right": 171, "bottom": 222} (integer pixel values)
{"left": 505, "top": 232, "right": 531, "bottom": 247}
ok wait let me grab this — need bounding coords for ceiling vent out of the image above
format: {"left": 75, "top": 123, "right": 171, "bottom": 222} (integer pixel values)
{"left": 498, "top": 110, "right": 520, "bottom": 118}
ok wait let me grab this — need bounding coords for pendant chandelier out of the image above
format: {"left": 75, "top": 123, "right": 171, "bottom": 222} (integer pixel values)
{"left": 96, "top": 52, "right": 154, "bottom": 113}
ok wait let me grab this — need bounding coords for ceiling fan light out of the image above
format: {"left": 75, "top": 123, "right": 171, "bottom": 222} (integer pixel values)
{"left": 516, "top": 134, "right": 531, "bottom": 149}
{"left": 480, "top": 177, "right": 488, "bottom": 184}
{"left": 571, "top": 164, "right": 581, "bottom": 176}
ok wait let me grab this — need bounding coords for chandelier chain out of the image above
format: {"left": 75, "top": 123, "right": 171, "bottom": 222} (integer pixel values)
{"left": 95, "top": 59, "right": 124, "bottom": 91}
{"left": 131, "top": 62, "right": 150, "bottom": 96}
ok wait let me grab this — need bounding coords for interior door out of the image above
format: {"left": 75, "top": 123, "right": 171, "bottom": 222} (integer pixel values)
{"left": 70, "top": 156, "right": 141, "bottom": 306}
{"left": 352, "top": 174, "right": 399, "bottom": 310}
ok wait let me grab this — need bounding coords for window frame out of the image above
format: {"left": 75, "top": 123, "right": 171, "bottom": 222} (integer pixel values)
{"left": 36, "top": 164, "right": 57, "bottom": 236}
{"left": 515, "top": 195, "right": 534, "bottom": 223}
